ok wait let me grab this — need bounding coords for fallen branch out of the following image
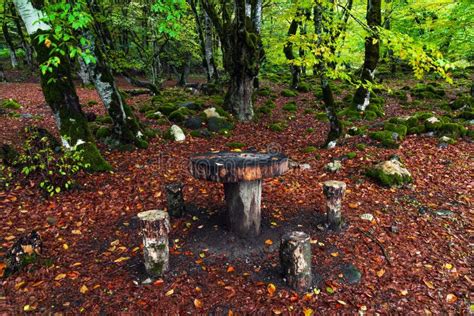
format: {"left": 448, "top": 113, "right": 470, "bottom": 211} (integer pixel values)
{"left": 357, "top": 227, "right": 393, "bottom": 266}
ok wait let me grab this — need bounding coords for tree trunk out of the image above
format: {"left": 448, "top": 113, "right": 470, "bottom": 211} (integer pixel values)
{"left": 2, "top": 23, "right": 18, "bottom": 69}
{"left": 225, "top": 72, "right": 255, "bottom": 121}
{"left": 137, "top": 210, "right": 170, "bottom": 277}
{"left": 314, "top": 2, "right": 343, "bottom": 146}
{"left": 178, "top": 53, "right": 191, "bottom": 86}
{"left": 224, "top": 180, "right": 262, "bottom": 238}
{"left": 12, "top": 6, "right": 33, "bottom": 68}
{"left": 353, "top": 0, "right": 382, "bottom": 111}
{"left": 165, "top": 183, "right": 185, "bottom": 218}
{"left": 280, "top": 231, "right": 312, "bottom": 291}
{"left": 77, "top": 58, "right": 92, "bottom": 86}
{"left": 82, "top": 33, "right": 146, "bottom": 148}
{"left": 13, "top": 0, "right": 110, "bottom": 171}
{"left": 284, "top": 18, "right": 301, "bottom": 89}
{"left": 0, "top": 64, "right": 6, "bottom": 82}
{"left": 322, "top": 180, "right": 346, "bottom": 230}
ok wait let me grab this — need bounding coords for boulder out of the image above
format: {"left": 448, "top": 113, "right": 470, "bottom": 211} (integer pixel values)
{"left": 207, "top": 117, "right": 233, "bottom": 132}
{"left": 179, "top": 101, "right": 201, "bottom": 111}
{"left": 184, "top": 116, "right": 203, "bottom": 130}
{"left": 367, "top": 159, "right": 412, "bottom": 187}
{"left": 203, "top": 107, "right": 221, "bottom": 119}
{"left": 169, "top": 125, "right": 185, "bottom": 142}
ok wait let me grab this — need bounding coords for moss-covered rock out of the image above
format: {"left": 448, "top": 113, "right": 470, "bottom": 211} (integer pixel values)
{"left": 283, "top": 101, "right": 297, "bottom": 112}
{"left": 356, "top": 143, "right": 366, "bottom": 151}
{"left": 450, "top": 96, "right": 473, "bottom": 110}
{"left": 169, "top": 107, "right": 194, "bottom": 123}
{"left": 207, "top": 117, "right": 234, "bottom": 132}
{"left": 281, "top": 89, "right": 298, "bottom": 97}
{"left": 367, "top": 159, "right": 412, "bottom": 187}
{"left": 436, "top": 123, "right": 467, "bottom": 139}
{"left": 145, "top": 111, "right": 163, "bottom": 120}
{"left": 369, "top": 130, "right": 400, "bottom": 148}
{"left": 384, "top": 122, "right": 407, "bottom": 139}
{"left": 346, "top": 152, "right": 357, "bottom": 159}
{"left": 190, "top": 128, "right": 211, "bottom": 138}
{"left": 95, "top": 126, "right": 112, "bottom": 139}
{"left": 269, "top": 121, "right": 287, "bottom": 132}
{"left": 157, "top": 104, "right": 178, "bottom": 116}
{"left": 96, "top": 115, "right": 113, "bottom": 124}
{"left": 412, "top": 83, "right": 445, "bottom": 99}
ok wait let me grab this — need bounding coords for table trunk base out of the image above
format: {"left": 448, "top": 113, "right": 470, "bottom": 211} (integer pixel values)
{"left": 224, "top": 180, "right": 262, "bottom": 237}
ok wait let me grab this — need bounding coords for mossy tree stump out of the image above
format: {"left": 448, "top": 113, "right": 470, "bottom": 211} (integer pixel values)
{"left": 322, "top": 180, "right": 347, "bottom": 230}
{"left": 137, "top": 210, "right": 170, "bottom": 277}
{"left": 165, "top": 183, "right": 185, "bottom": 217}
{"left": 280, "top": 231, "right": 312, "bottom": 291}
{"left": 190, "top": 152, "right": 288, "bottom": 238}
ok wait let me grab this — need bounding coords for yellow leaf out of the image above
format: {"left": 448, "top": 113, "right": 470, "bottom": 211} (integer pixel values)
{"left": 63, "top": 243, "right": 69, "bottom": 250}
{"left": 272, "top": 308, "right": 282, "bottom": 315}
{"left": 23, "top": 305, "right": 32, "bottom": 312}
{"left": 303, "top": 308, "right": 313, "bottom": 316}
{"left": 21, "top": 245, "right": 34, "bottom": 255}
{"left": 72, "top": 230, "right": 81, "bottom": 235}
{"left": 80, "top": 285, "right": 88, "bottom": 294}
{"left": 5, "top": 235, "right": 15, "bottom": 241}
{"left": 377, "top": 269, "right": 385, "bottom": 277}
{"left": 444, "top": 263, "right": 453, "bottom": 270}
{"left": 265, "top": 239, "right": 273, "bottom": 246}
{"left": 193, "top": 298, "right": 203, "bottom": 308}
{"left": 114, "top": 257, "right": 130, "bottom": 263}
{"left": 446, "top": 293, "right": 457, "bottom": 304}
{"left": 337, "top": 300, "right": 347, "bottom": 306}
{"left": 55, "top": 273, "right": 67, "bottom": 281}
{"left": 267, "top": 283, "right": 276, "bottom": 296}
{"left": 348, "top": 203, "right": 358, "bottom": 209}
{"left": 423, "top": 280, "right": 435, "bottom": 289}
{"left": 400, "top": 289, "right": 408, "bottom": 296}
{"left": 44, "top": 39, "right": 52, "bottom": 48}
{"left": 165, "top": 289, "right": 174, "bottom": 296}
{"left": 227, "top": 266, "right": 235, "bottom": 273}
{"left": 330, "top": 252, "right": 339, "bottom": 257}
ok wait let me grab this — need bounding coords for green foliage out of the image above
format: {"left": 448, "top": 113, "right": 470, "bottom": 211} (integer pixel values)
{"left": 346, "top": 152, "right": 357, "bottom": 159}
{"left": 15, "top": 128, "right": 90, "bottom": 196}
{"left": 369, "top": 131, "right": 399, "bottom": 148}
{"left": 356, "top": 143, "right": 367, "bottom": 151}
{"left": 1, "top": 99, "right": 22, "bottom": 110}
{"left": 302, "top": 146, "right": 317, "bottom": 153}
{"left": 269, "top": 121, "right": 288, "bottom": 132}
{"left": 0, "top": 164, "right": 15, "bottom": 191}
{"left": 366, "top": 165, "right": 412, "bottom": 187}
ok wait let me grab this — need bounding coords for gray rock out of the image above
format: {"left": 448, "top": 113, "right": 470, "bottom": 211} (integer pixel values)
{"left": 432, "top": 209, "right": 454, "bottom": 217}
{"left": 325, "top": 160, "right": 342, "bottom": 172}
{"left": 179, "top": 101, "right": 201, "bottom": 111}
{"left": 184, "top": 116, "right": 202, "bottom": 130}
{"left": 20, "top": 113, "right": 33, "bottom": 119}
{"left": 170, "top": 125, "right": 185, "bottom": 142}
{"left": 340, "top": 263, "right": 362, "bottom": 284}
{"left": 203, "top": 107, "right": 221, "bottom": 119}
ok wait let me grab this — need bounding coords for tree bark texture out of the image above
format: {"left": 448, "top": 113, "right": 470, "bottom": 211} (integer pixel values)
{"left": 322, "top": 180, "right": 346, "bottom": 230}
{"left": 280, "top": 231, "right": 312, "bottom": 291}
{"left": 165, "top": 183, "right": 185, "bottom": 218}
{"left": 224, "top": 180, "right": 262, "bottom": 237}
{"left": 137, "top": 210, "right": 170, "bottom": 277}
{"left": 353, "top": 0, "right": 382, "bottom": 111}
{"left": 2, "top": 23, "right": 18, "bottom": 69}
{"left": 283, "top": 18, "right": 301, "bottom": 89}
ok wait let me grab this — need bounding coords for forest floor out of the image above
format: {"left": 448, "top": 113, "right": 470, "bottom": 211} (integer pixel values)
{"left": 0, "top": 72, "right": 473, "bottom": 314}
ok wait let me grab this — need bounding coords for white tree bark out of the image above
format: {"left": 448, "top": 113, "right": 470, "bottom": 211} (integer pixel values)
{"left": 12, "top": 0, "right": 50, "bottom": 35}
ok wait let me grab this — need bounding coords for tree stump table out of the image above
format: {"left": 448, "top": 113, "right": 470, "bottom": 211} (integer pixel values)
{"left": 190, "top": 152, "right": 288, "bottom": 237}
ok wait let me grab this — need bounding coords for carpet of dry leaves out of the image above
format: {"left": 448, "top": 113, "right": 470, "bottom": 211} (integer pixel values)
{"left": 0, "top": 76, "right": 472, "bottom": 314}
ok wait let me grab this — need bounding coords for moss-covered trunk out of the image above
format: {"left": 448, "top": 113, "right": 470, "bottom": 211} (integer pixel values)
{"left": 13, "top": 0, "right": 110, "bottom": 171}
{"left": 321, "top": 77, "right": 342, "bottom": 146}
{"left": 353, "top": 0, "right": 381, "bottom": 111}
{"left": 284, "top": 18, "right": 301, "bottom": 89}
{"left": 83, "top": 33, "right": 147, "bottom": 149}
{"left": 202, "top": 0, "right": 263, "bottom": 121}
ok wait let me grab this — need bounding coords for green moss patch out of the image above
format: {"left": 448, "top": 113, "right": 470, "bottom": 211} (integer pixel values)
{"left": 283, "top": 102, "right": 297, "bottom": 112}
{"left": 227, "top": 142, "right": 246, "bottom": 149}
{"left": 1, "top": 99, "right": 22, "bottom": 110}
{"left": 281, "top": 89, "right": 298, "bottom": 97}
{"left": 269, "top": 121, "right": 288, "bottom": 132}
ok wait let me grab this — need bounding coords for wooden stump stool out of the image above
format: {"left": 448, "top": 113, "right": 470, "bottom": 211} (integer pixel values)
{"left": 190, "top": 152, "right": 288, "bottom": 238}
{"left": 165, "top": 182, "right": 185, "bottom": 217}
{"left": 322, "top": 180, "right": 346, "bottom": 230}
{"left": 280, "top": 231, "right": 312, "bottom": 291}
{"left": 137, "top": 210, "right": 170, "bottom": 277}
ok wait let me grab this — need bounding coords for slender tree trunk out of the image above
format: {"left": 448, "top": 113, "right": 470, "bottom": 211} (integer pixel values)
{"left": 0, "top": 64, "right": 6, "bottom": 82}
{"left": 2, "top": 23, "right": 18, "bottom": 69}
{"left": 383, "top": 0, "right": 396, "bottom": 74}
{"left": 314, "top": 2, "right": 343, "bottom": 146}
{"left": 13, "top": 0, "right": 110, "bottom": 171}
{"left": 82, "top": 33, "right": 147, "bottom": 148}
{"left": 77, "top": 58, "right": 92, "bottom": 86}
{"left": 284, "top": 18, "right": 301, "bottom": 89}
{"left": 12, "top": 7, "right": 33, "bottom": 68}
{"left": 178, "top": 53, "right": 191, "bottom": 86}
{"left": 353, "top": 0, "right": 381, "bottom": 111}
